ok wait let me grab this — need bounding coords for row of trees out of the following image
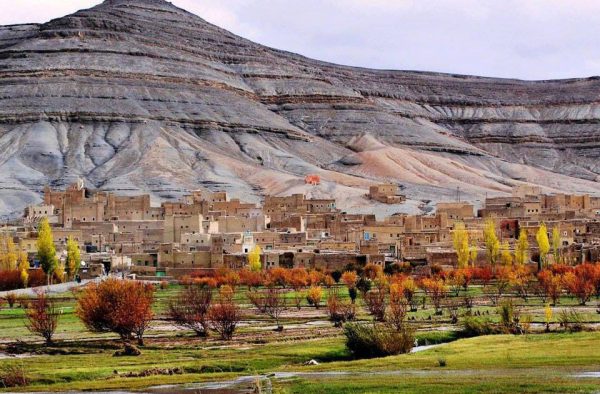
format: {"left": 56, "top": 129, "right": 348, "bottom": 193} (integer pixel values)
{"left": 454, "top": 219, "right": 563, "bottom": 270}
{"left": 24, "top": 260, "right": 600, "bottom": 347}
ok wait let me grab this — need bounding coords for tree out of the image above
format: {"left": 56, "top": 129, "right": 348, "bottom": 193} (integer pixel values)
{"left": 364, "top": 290, "right": 386, "bottom": 321}
{"left": 420, "top": 278, "right": 446, "bottom": 315}
{"left": 515, "top": 229, "right": 529, "bottom": 266}
{"left": 452, "top": 222, "right": 470, "bottom": 269}
{"left": 247, "top": 245, "right": 262, "bottom": 272}
{"left": 208, "top": 288, "right": 241, "bottom": 340}
{"left": 76, "top": 279, "right": 155, "bottom": 345}
{"left": 387, "top": 283, "right": 409, "bottom": 331}
{"left": 326, "top": 287, "right": 355, "bottom": 327}
{"left": 500, "top": 241, "right": 513, "bottom": 266}
{"left": 341, "top": 271, "right": 358, "bottom": 288}
{"left": 536, "top": 223, "right": 550, "bottom": 269}
{"left": 0, "top": 235, "right": 18, "bottom": 271}
{"left": 65, "top": 237, "right": 81, "bottom": 280}
{"left": 37, "top": 218, "right": 57, "bottom": 284}
{"left": 25, "top": 292, "right": 59, "bottom": 345}
{"left": 18, "top": 252, "right": 29, "bottom": 288}
{"left": 306, "top": 286, "right": 323, "bottom": 308}
{"left": 537, "top": 269, "right": 563, "bottom": 306}
{"left": 563, "top": 264, "right": 596, "bottom": 305}
{"left": 551, "top": 227, "right": 561, "bottom": 265}
{"left": 262, "top": 288, "right": 287, "bottom": 330}
{"left": 168, "top": 286, "right": 212, "bottom": 336}
{"left": 483, "top": 218, "right": 500, "bottom": 270}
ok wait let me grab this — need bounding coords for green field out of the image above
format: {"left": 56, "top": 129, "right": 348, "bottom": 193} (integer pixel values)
{"left": 0, "top": 285, "right": 598, "bottom": 393}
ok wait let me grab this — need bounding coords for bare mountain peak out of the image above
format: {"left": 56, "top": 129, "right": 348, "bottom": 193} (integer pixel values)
{"left": 0, "top": 2, "right": 600, "bottom": 218}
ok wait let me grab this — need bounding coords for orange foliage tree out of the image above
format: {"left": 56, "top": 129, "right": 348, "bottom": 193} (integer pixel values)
{"left": 25, "top": 292, "right": 59, "bottom": 345}
{"left": 76, "top": 279, "right": 155, "bottom": 345}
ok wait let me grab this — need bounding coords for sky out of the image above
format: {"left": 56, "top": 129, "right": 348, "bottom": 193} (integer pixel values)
{"left": 2, "top": 0, "right": 600, "bottom": 80}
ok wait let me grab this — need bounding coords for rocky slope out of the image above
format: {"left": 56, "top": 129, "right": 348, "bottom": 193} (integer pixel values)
{"left": 1, "top": 0, "right": 600, "bottom": 217}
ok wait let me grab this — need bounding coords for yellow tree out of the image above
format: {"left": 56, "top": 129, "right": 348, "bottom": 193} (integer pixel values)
{"left": 37, "top": 217, "right": 57, "bottom": 284}
{"left": 0, "top": 235, "right": 18, "bottom": 271}
{"left": 536, "top": 223, "right": 550, "bottom": 269}
{"left": 483, "top": 218, "right": 500, "bottom": 270}
{"left": 500, "top": 241, "right": 513, "bottom": 266}
{"left": 551, "top": 227, "right": 561, "bottom": 265}
{"left": 18, "top": 251, "right": 29, "bottom": 288}
{"left": 515, "top": 229, "right": 529, "bottom": 266}
{"left": 247, "top": 245, "right": 262, "bottom": 272}
{"left": 65, "top": 236, "right": 81, "bottom": 280}
{"left": 452, "top": 222, "right": 470, "bottom": 269}
{"left": 469, "top": 242, "right": 478, "bottom": 267}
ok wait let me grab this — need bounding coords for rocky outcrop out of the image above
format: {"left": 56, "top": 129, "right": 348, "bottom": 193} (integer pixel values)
{"left": 1, "top": 0, "right": 600, "bottom": 217}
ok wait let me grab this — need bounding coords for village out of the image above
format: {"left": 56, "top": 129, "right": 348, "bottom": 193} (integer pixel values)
{"left": 7, "top": 180, "right": 600, "bottom": 280}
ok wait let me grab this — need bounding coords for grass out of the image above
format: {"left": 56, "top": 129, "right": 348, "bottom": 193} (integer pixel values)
{"left": 1, "top": 285, "right": 599, "bottom": 392}
{"left": 0, "top": 332, "right": 598, "bottom": 392}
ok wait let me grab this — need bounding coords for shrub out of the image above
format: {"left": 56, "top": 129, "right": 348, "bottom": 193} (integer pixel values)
{"left": 498, "top": 298, "right": 518, "bottom": 332}
{"left": 461, "top": 316, "right": 496, "bottom": 337}
{"left": 168, "top": 286, "right": 212, "bottom": 337}
{"left": 344, "top": 323, "right": 414, "bottom": 358}
{"left": 348, "top": 287, "right": 358, "bottom": 304}
{"left": 76, "top": 279, "right": 155, "bottom": 345}
{"left": 0, "top": 271, "right": 22, "bottom": 291}
{"left": 0, "top": 365, "right": 28, "bottom": 388}
{"left": 5, "top": 293, "right": 17, "bottom": 308}
{"left": 558, "top": 309, "right": 584, "bottom": 333}
{"left": 25, "top": 292, "right": 59, "bottom": 345}
{"left": 438, "top": 358, "right": 447, "bottom": 367}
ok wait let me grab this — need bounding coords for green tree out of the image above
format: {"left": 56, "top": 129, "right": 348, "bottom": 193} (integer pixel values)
{"left": 247, "top": 245, "right": 262, "bottom": 272}
{"left": 515, "top": 229, "right": 529, "bottom": 266}
{"left": 536, "top": 223, "right": 550, "bottom": 269}
{"left": 37, "top": 218, "right": 57, "bottom": 284}
{"left": 65, "top": 236, "right": 81, "bottom": 280}
{"left": 452, "top": 222, "right": 470, "bottom": 269}
{"left": 483, "top": 218, "right": 500, "bottom": 270}
{"left": 551, "top": 227, "right": 561, "bottom": 265}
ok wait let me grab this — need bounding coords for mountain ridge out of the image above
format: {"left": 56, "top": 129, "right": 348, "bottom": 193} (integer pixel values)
{"left": 1, "top": 0, "right": 600, "bottom": 217}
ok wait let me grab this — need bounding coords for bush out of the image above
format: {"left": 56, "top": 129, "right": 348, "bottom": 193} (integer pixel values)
{"left": 498, "top": 299, "right": 520, "bottom": 333}
{"left": 438, "top": 358, "right": 447, "bottom": 367}
{"left": 558, "top": 309, "right": 584, "bottom": 333}
{"left": 76, "top": 279, "right": 155, "bottom": 345}
{"left": 5, "top": 293, "right": 17, "bottom": 308}
{"left": 344, "top": 323, "right": 414, "bottom": 358}
{"left": 0, "top": 365, "right": 28, "bottom": 387}
{"left": 461, "top": 316, "right": 496, "bottom": 337}
{"left": 0, "top": 271, "right": 22, "bottom": 291}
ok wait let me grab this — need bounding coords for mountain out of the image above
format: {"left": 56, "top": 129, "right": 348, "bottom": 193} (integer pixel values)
{"left": 1, "top": 0, "right": 600, "bottom": 217}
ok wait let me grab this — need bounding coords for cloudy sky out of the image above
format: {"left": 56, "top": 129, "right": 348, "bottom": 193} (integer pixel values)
{"left": 2, "top": 0, "right": 600, "bottom": 80}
